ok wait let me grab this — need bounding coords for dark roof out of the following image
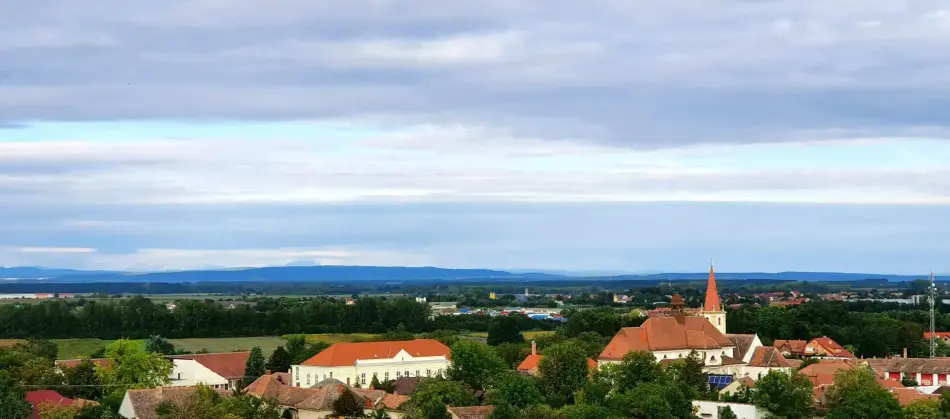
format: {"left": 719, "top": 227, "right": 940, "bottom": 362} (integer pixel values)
{"left": 725, "top": 334, "right": 756, "bottom": 361}
{"left": 125, "top": 387, "right": 229, "bottom": 419}
{"left": 447, "top": 406, "right": 496, "bottom": 419}
{"left": 885, "top": 358, "right": 950, "bottom": 375}
{"left": 392, "top": 377, "right": 423, "bottom": 395}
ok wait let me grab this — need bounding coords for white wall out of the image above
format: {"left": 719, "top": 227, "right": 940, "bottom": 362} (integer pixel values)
{"left": 293, "top": 350, "right": 449, "bottom": 387}
{"left": 741, "top": 336, "right": 764, "bottom": 364}
{"left": 168, "top": 359, "right": 229, "bottom": 389}
{"left": 118, "top": 392, "right": 136, "bottom": 418}
{"left": 744, "top": 366, "right": 791, "bottom": 380}
{"left": 693, "top": 401, "right": 768, "bottom": 419}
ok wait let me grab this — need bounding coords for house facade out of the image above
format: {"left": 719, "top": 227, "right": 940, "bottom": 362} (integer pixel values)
{"left": 292, "top": 339, "right": 451, "bottom": 387}
{"left": 166, "top": 352, "right": 250, "bottom": 390}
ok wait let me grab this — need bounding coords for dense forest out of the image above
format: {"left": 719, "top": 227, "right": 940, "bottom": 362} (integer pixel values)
{"left": 0, "top": 296, "right": 555, "bottom": 339}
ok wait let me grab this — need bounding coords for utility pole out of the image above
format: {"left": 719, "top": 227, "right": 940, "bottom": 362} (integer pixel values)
{"left": 931, "top": 271, "right": 937, "bottom": 358}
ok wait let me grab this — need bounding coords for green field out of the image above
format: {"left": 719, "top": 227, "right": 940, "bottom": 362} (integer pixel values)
{"left": 0, "top": 330, "right": 556, "bottom": 359}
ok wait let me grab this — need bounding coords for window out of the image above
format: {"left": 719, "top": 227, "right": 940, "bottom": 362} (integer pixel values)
{"left": 426, "top": 369, "right": 431, "bottom": 377}
{"left": 329, "top": 372, "right": 333, "bottom": 378}
{"left": 385, "top": 372, "right": 389, "bottom": 380}
{"left": 306, "top": 374, "right": 310, "bottom": 385}
{"left": 361, "top": 373, "right": 366, "bottom": 384}
{"left": 416, "top": 370, "right": 420, "bottom": 377}
{"left": 295, "top": 367, "right": 299, "bottom": 380}
{"left": 405, "top": 370, "right": 410, "bottom": 377}
{"left": 718, "top": 318, "right": 722, "bottom": 325}
{"left": 396, "top": 371, "right": 401, "bottom": 378}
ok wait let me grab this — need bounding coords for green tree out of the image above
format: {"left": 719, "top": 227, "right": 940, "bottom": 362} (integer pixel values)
{"left": 753, "top": 370, "right": 814, "bottom": 419}
{"left": 266, "top": 346, "right": 291, "bottom": 373}
{"left": 155, "top": 385, "right": 239, "bottom": 419}
{"left": 369, "top": 409, "right": 392, "bottom": 419}
{"left": 0, "top": 371, "right": 33, "bottom": 419}
{"left": 61, "top": 359, "right": 102, "bottom": 400}
{"left": 333, "top": 388, "right": 365, "bottom": 417}
{"left": 242, "top": 347, "right": 267, "bottom": 388}
{"left": 284, "top": 335, "right": 309, "bottom": 364}
{"left": 609, "top": 381, "right": 694, "bottom": 419}
{"left": 370, "top": 374, "right": 383, "bottom": 390}
{"left": 39, "top": 403, "right": 81, "bottom": 419}
{"left": 718, "top": 405, "right": 739, "bottom": 419}
{"left": 666, "top": 351, "right": 708, "bottom": 398}
{"left": 556, "top": 403, "right": 618, "bottom": 419}
{"left": 485, "top": 371, "right": 543, "bottom": 408}
{"left": 487, "top": 316, "right": 525, "bottom": 346}
{"left": 493, "top": 342, "right": 530, "bottom": 368}
{"left": 608, "top": 351, "right": 662, "bottom": 392}
{"left": 488, "top": 402, "right": 522, "bottom": 419}
{"left": 447, "top": 341, "right": 505, "bottom": 390}
{"left": 146, "top": 335, "right": 176, "bottom": 355}
{"left": 904, "top": 399, "right": 941, "bottom": 419}
{"left": 75, "top": 405, "right": 122, "bottom": 419}
{"left": 221, "top": 394, "right": 281, "bottom": 419}
{"left": 825, "top": 367, "right": 903, "bottom": 419}
{"left": 96, "top": 339, "right": 173, "bottom": 400}
{"left": 404, "top": 380, "right": 476, "bottom": 419}
{"left": 16, "top": 338, "right": 58, "bottom": 362}
{"left": 537, "top": 343, "right": 589, "bottom": 406}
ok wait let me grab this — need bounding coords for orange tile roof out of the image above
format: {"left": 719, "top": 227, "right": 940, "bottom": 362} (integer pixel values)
{"left": 516, "top": 354, "right": 597, "bottom": 372}
{"left": 799, "top": 360, "right": 856, "bottom": 387}
{"left": 748, "top": 346, "right": 792, "bottom": 368}
{"left": 924, "top": 332, "right": 950, "bottom": 339}
{"left": 167, "top": 352, "right": 251, "bottom": 380}
{"left": 809, "top": 337, "right": 855, "bottom": 359}
{"left": 447, "top": 406, "right": 495, "bottom": 419}
{"left": 301, "top": 339, "right": 450, "bottom": 367}
{"left": 891, "top": 388, "right": 939, "bottom": 406}
{"left": 704, "top": 266, "right": 721, "bottom": 312}
{"left": 773, "top": 339, "right": 807, "bottom": 355}
{"left": 599, "top": 316, "right": 733, "bottom": 360}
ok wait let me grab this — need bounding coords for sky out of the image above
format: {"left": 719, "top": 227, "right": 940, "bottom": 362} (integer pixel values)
{"left": 1, "top": 1, "right": 950, "bottom": 273}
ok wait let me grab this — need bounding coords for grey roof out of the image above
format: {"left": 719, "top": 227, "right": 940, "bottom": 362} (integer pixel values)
{"left": 725, "top": 334, "right": 756, "bottom": 361}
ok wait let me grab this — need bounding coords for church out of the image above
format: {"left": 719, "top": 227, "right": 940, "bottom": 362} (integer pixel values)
{"left": 598, "top": 266, "right": 775, "bottom": 377}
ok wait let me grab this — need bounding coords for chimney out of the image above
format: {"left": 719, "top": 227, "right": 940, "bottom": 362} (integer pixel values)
{"left": 903, "top": 348, "right": 908, "bottom": 358}
{"left": 531, "top": 341, "right": 537, "bottom": 356}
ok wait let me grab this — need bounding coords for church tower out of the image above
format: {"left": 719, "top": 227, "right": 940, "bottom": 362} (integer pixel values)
{"left": 702, "top": 264, "right": 726, "bottom": 334}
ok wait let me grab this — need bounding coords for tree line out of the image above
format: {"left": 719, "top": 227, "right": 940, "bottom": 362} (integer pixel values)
{"left": 0, "top": 296, "right": 554, "bottom": 339}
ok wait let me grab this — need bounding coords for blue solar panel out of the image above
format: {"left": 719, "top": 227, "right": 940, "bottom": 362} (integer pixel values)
{"left": 707, "top": 374, "right": 735, "bottom": 389}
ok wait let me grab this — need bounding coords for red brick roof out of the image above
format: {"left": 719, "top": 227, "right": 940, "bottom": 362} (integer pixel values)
{"left": 599, "top": 316, "right": 733, "bottom": 360}
{"left": 704, "top": 266, "right": 721, "bottom": 312}
{"left": 773, "top": 339, "right": 807, "bottom": 355}
{"left": 516, "top": 354, "right": 597, "bottom": 372}
{"left": 447, "top": 406, "right": 496, "bottom": 419}
{"left": 891, "top": 388, "right": 938, "bottom": 406}
{"left": 301, "top": 339, "right": 450, "bottom": 367}
{"left": 925, "top": 332, "right": 950, "bottom": 339}
{"left": 809, "top": 337, "right": 855, "bottom": 359}
{"left": 748, "top": 346, "right": 792, "bottom": 368}
{"left": 167, "top": 351, "right": 250, "bottom": 380}
{"left": 26, "top": 391, "right": 73, "bottom": 419}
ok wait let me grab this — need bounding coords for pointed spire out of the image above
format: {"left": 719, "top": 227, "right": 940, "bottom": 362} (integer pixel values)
{"left": 704, "top": 263, "right": 721, "bottom": 312}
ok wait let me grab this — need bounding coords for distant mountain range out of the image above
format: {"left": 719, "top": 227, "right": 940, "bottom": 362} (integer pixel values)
{"left": 0, "top": 266, "right": 943, "bottom": 283}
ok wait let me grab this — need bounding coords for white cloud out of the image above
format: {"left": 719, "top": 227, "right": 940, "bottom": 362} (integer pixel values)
{"left": 15, "top": 247, "right": 96, "bottom": 254}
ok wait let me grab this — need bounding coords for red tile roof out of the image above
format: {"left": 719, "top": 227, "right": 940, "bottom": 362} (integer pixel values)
{"left": 516, "top": 354, "right": 597, "bottom": 372}
{"left": 704, "top": 266, "right": 721, "bottom": 312}
{"left": 773, "top": 339, "right": 807, "bottom": 355}
{"left": 26, "top": 391, "right": 74, "bottom": 419}
{"left": 748, "top": 346, "right": 792, "bottom": 368}
{"left": 891, "top": 388, "right": 939, "bottom": 406}
{"left": 924, "top": 332, "right": 950, "bottom": 339}
{"left": 447, "top": 406, "right": 496, "bottom": 419}
{"left": 599, "top": 316, "right": 733, "bottom": 360}
{"left": 809, "top": 337, "right": 855, "bottom": 359}
{"left": 301, "top": 339, "right": 450, "bottom": 367}
{"left": 167, "top": 351, "right": 250, "bottom": 380}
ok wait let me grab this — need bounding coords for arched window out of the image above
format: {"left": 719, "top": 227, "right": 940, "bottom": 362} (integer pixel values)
{"left": 718, "top": 317, "right": 722, "bottom": 325}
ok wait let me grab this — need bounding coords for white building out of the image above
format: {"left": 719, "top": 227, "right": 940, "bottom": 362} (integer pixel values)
{"left": 292, "top": 339, "right": 451, "bottom": 387}
{"left": 166, "top": 352, "right": 250, "bottom": 391}
{"left": 693, "top": 401, "right": 769, "bottom": 419}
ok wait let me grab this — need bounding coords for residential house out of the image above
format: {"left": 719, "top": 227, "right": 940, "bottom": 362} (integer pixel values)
{"left": 802, "top": 360, "right": 906, "bottom": 408}
{"left": 773, "top": 340, "right": 807, "bottom": 358}
{"left": 55, "top": 358, "right": 112, "bottom": 370}
{"left": 292, "top": 339, "right": 451, "bottom": 387}
{"left": 119, "top": 386, "right": 230, "bottom": 419}
{"left": 166, "top": 351, "right": 251, "bottom": 390}
{"left": 719, "top": 376, "right": 756, "bottom": 397}
{"left": 924, "top": 332, "right": 950, "bottom": 344}
{"left": 517, "top": 341, "right": 598, "bottom": 376}
{"left": 244, "top": 373, "right": 408, "bottom": 418}
{"left": 447, "top": 406, "right": 495, "bottom": 419}
{"left": 725, "top": 334, "right": 763, "bottom": 364}
{"left": 390, "top": 376, "right": 423, "bottom": 395}
{"left": 25, "top": 390, "right": 97, "bottom": 419}
{"left": 883, "top": 358, "right": 950, "bottom": 386}
{"left": 803, "top": 337, "right": 855, "bottom": 359}
{"left": 692, "top": 400, "right": 769, "bottom": 419}
{"left": 744, "top": 347, "right": 793, "bottom": 379}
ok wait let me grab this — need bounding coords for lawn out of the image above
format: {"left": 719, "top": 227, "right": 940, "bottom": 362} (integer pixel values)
{"left": 298, "top": 333, "right": 380, "bottom": 345}
{"left": 168, "top": 337, "right": 285, "bottom": 356}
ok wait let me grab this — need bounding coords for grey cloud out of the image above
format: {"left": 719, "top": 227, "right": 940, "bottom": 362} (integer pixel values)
{"left": 4, "top": 1, "right": 950, "bottom": 147}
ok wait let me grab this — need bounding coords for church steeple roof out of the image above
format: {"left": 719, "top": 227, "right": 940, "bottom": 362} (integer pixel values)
{"left": 703, "top": 264, "right": 721, "bottom": 312}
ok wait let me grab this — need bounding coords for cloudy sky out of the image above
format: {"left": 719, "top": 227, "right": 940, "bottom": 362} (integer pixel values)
{"left": 2, "top": 1, "right": 950, "bottom": 273}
